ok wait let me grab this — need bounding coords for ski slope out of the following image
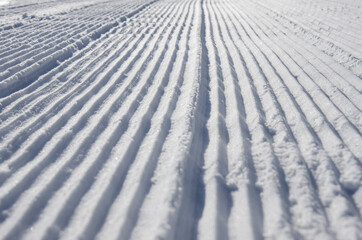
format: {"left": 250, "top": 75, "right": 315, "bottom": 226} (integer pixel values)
{"left": 0, "top": 0, "right": 361, "bottom": 239}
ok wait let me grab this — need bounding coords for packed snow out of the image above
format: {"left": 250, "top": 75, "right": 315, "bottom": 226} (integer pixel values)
{"left": 0, "top": 0, "right": 361, "bottom": 239}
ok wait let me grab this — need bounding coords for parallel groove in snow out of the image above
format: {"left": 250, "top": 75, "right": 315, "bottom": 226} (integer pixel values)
{"left": 215, "top": 2, "right": 331, "bottom": 237}
{"left": 0, "top": 0, "right": 361, "bottom": 239}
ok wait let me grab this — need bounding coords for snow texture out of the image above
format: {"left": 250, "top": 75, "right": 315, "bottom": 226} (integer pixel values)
{"left": 0, "top": 0, "right": 361, "bottom": 239}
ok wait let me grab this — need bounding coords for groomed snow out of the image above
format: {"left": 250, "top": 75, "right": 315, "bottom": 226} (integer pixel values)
{"left": 0, "top": 0, "right": 361, "bottom": 239}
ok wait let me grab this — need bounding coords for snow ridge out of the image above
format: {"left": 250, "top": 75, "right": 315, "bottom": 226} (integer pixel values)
{"left": 0, "top": 0, "right": 361, "bottom": 239}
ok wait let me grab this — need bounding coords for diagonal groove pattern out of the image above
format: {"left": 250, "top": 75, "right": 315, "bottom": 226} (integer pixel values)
{"left": 0, "top": 0, "right": 361, "bottom": 239}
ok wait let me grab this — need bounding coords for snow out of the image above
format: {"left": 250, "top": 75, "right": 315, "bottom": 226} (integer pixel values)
{"left": 0, "top": 0, "right": 9, "bottom": 6}
{"left": 0, "top": 0, "right": 361, "bottom": 239}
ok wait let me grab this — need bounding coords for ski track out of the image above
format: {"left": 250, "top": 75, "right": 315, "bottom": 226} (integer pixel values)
{"left": 0, "top": 0, "right": 361, "bottom": 239}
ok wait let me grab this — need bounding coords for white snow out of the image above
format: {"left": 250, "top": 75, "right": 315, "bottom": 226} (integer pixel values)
{"left": 0, "top": 0, "right": 361, "bottom": 239}
{"left": 0, "top": 0, "right": 9, "bottom": 6}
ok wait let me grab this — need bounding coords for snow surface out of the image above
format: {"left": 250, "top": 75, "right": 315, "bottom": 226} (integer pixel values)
{"left": 0, "top": 0, "right": 361, "bottom": 239}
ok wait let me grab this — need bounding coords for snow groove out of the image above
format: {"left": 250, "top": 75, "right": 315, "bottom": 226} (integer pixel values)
{"left": 0, "top": 0, "right": 361, "bottom": 239}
